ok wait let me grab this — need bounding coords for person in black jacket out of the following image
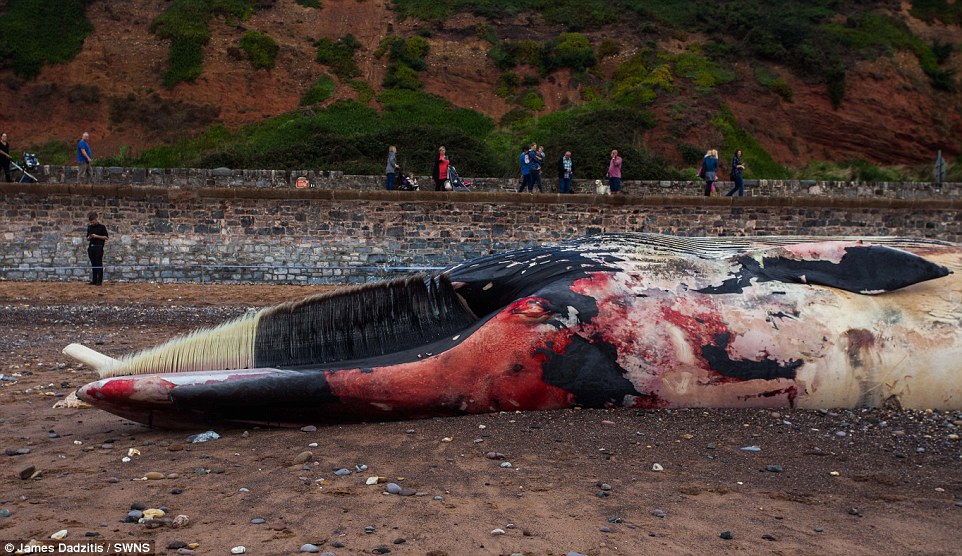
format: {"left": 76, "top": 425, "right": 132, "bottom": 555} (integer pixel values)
{"left": 0, "top": 132, "right": 12, "bottom": 182}
{"left": 85, "top": 212, "right": 109, "bottom": 285}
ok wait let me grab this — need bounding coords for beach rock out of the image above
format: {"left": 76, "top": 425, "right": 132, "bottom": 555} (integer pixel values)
{"left": 143, "top": 509, "right": 165, "bottom": 520}
{"left": 398, "top": 488, "right": 417, "bottom": 496}
{"left": 250, "top": 518, "right": 266, "bottom": 524}
{"left": 491, "top": 528, "right": 506, "bottom": 535}
{"left": 0, "top": 509, "right": 12, "bottom": 517}
{"left": 171, "top": 515, "right": 190, "bottom": 528}
{"left": 230, "top": 547, "right": 246, "bottom": 554}
{"left": 652, "top": 463, "right": 664, "bottom": 472}
{"left": 299, "top": 544, "right": 320, "bottom": 553}
{"left": 485, "top": 452, "right": 505, "bottom": 460}
{"left": 18, "top": 465, "right": 36, "bottom": 480}
{"left": 51, "top": 529, "right": 68, "bottom": 540}
{"left": 187, "top": 430, "right": 220, "bottom": 443}
{"left": 333, "top": 468, "right": 351, "bottom": 476}
{"left": 293, "top": 451, "right": 313, "bottom": 465}
{"left": 766, "top": 465, "right": 784, "bottom": 473}
{"left": 300, "top": 425, "right": 317, "bottom": 432}
{"left": 143, "top": 472, "right": 164, "bottom": 480}
{"left": 167, "top": 541, "right": 188, "bottom": 550}
{"left": 719, "top": 531, "right": 734, "bottom": 540}
{"left": 386, "top": 483, "right": 401, "bottom": 494}
{"left": 374, "top": 548, "right": 391, "bottom": 554}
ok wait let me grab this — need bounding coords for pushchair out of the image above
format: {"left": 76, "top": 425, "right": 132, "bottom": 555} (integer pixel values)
{"left": 11, "top": 152, "right": 39, "bottom": 183}
{"left": 398, "top": 173, "right": 419, "bottom": 191}
{"left": 446, "top": 166, "right": 471, "bottom": 192}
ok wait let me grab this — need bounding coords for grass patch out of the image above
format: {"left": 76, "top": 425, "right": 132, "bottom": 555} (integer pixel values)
{"left": 301, "top": 72, "right": 336, "bottom": 105}
{"left": 151, "top": 0, "right": 255, "bottom": 87}
{"left": 379, "top": 35, "right": 430, "bottom": 90}
{"left": 709, "top": 106, "right": 790, "bottom": 179}
{"left": 239, "top": 30, "right": 279, "bottom": 69}
{"left": 909, "top": 0, "right": 962, "bottom": 25}
{"left": 0, "top": 0, "right": 92, "bottom": 78}
{"left": 754, "top": 67, "right": 793, "bottom": 101}
{"left": 349, "top": 80, "right": 374, "bottom": 103}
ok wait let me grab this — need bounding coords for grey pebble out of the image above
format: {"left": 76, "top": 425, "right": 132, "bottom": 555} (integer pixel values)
{"left": 364, "top": 525, "right": 375, "bottom": 534}
{"left": 171, "top": 488, "right": 183, "bottom": 495}
{"left": 250, "top": 518, "right": 266, "bottom": 524}
{"left": 355, "top": 464, "right": 368, "bottom": 472}
{"left": 320, "top": 553, "right": 336, "bottom": 556}
{"left": 393, "top": 537, "right": 406, "bottom": 544}
{"left": 331, "top": 541, "right": 345, "bottom": 548}
{"left": 596, "top": 491, "right": 609, "bottom": 498}
{"left": 398, "top": 488, "right": 417, "bottom": 496}
{"left": 652, "top": 509, "right": 666, "bottom": 518}
{"left": 485, "top": 451, "right": 505, "bottom": 460}
{"left": 166, "top": 541, "right": 188, "bottom": 549}
{"left": 176, "top": 549, "right": 195, "bottom": 555}
{"left": 500, "top": 462, "right": 513, "bottom": 468}
{"left": 835, "top": 431, "right": 846, "bottom": 437}
{"left": 567, "top": 552, "right": 589, "bottom": 556}
{"left": 16, "top": 448, "right": 31, "bottom": 455}
{"left": 599, "top": 483, "right": 612, "bottom": 491}
{"left": 433, "top": 496, "right": 443, "bottom": 501}
{"left": 374, "top": 548, "right": 391, "bottom": 554}
{"left": 848, "top": 507, "right": 861, "bottom": 516}
{"left": 719, "top": 531, "right": 734, "bottom": 540}
{"left": 766, "top": 464, "right": 784, "bottom": 473}
{"left": 814, "top": 527, "right": 824, "bottom": 532}
{"left": 386, "top": 483, "right": 401, "bottom": 494}
{"left": 130, "top": 502, "right": 146, "bottom": 511}
{"left": 48, "top": 432, "right": 61, "bottom": 439}
{"left": 106, "top": 477, "right": 119, "bottom": 483}
{"left": 333, "top": 468, "right": 351, "bottom": 476}
{"left": 0, "top": 509, "right": 12, "bottom": 518}
{"left": 300, "top": 425, "right": 317, "bottom": 432}
{"left": 127, "top": 510, "right": 143, "bottom": 521}
{"left": 762, "top": 533, "right": 777, "bottom": 541}
{"left": 298, "top": 544, "right": 320, "bottom": 553}
{"left": 739, "top": 445, "right": 761, "bottom": 452}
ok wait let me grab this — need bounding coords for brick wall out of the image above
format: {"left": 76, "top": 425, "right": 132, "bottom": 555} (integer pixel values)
{"left": 1, "top": 183, "right": 960, "bottom": 283}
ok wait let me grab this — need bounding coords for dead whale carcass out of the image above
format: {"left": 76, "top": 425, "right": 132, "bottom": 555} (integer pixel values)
{"left": 67, "top": 234, "right": 962, "bottom": 428}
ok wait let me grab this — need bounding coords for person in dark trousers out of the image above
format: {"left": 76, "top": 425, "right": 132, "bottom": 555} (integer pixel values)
{"left": 432, "top": 146, "right": 449, "bottom": 191}
{"left": 385, "top": 146, "right": 398, "bottom": 190}
{"left": 77, "top": 132, "right": 93, "bottom": 183}
{"left": 86, "top": 212, "right": 108, "bottom": 285}
{"left": 557, "top": 151, "right": 573, "bottom": 193}
{"left": 0, "top": 132, "right": 12, "bottom": 182}
{"left": 518, "top": 143, "right": 537, "bottom": 193}
{"left": 701, "top": 149, "right": 719, "bottom": 196}
{"left": 726, "top": 149, "right": 745, "bottom": 197}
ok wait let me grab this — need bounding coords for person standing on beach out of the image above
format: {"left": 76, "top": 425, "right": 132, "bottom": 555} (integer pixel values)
{"left": 77, "top": 132, "right": 93, "bottom": 183}
{"left": 86, "top": 211, "right": 108, "bottom": 286}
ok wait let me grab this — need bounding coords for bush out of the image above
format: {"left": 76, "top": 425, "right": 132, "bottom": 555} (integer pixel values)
{"left": 0, "top": 0, "right": 93, "bottom": 78}
{"left": 315, "top": 35, "right": 361, "bottom": 79}
{"left": 754, "top": 67, "right": 793, "bottom": 101}
{"left": 301, "top": 73, "right": 336, "bottom": 105}
{"left": 515, "top": 89, "right": 545, "bottom": 111}
{"left": 349, "top": 80, "right": 374, "bottom": 103}
{"left": 239, "top": 31, "right": 279, "bottom": 69}
{"left": 381, "top": 35, "right": 430, "bottom": 90}
{"left": 544, "top": 33, "right": 597, "bottom": 73}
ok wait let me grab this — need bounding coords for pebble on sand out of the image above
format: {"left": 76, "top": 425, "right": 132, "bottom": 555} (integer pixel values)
{"left": 292, "top": 451, "right": 313, "bottom": 465}
{"left": 299, "top": 544, "right": 320, "bottom": 553}
{"left": 18, "top": 465, "right": 36, "bottom": 480}
{"left": 230, "top": 547, "right": 246, "bottom": 554}
{"left": 719, "top": 531, "right": 734, "bottom": 540}
{"left": 491, "top": 528, "right": 506, "bottom": 535}
{"left": 143, "top": 472, "right": 165, "bottom": 480}
{"left": 51, "top": 529, "right": 68, "bottom": 540}
{"left": 651, "top": 463, "right": 664, "bottom": 472}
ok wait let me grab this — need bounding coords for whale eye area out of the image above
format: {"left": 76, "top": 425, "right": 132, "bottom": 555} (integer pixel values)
{"left": 509, "top": 297, "right": 554, "bottom": 323}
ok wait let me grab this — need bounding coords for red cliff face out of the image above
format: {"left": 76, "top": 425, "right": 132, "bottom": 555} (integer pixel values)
{"left": 0, "top": 0, "right": 958, "bottom": 167}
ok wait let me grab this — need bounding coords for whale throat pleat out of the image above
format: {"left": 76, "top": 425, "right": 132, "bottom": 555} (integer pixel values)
{"left": 252, "top": 274, "right": 479, "bottom": 368}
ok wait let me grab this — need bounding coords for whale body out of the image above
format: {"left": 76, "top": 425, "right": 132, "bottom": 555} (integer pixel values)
{"left": 68, "top": 234, "right": 962, "bottom": 428}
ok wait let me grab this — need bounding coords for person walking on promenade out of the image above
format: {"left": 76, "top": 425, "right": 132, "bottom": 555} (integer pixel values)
{"left": 432, "top": 146, "right": 449, "bottom": 191}
{"left": 77, "top": 132, "right": 93, "bottom": 183}
{"left": 385, "top": 146, "right": 399, "bottom": 190}
{"left": 557, "top": 151, "right": 573, "bottom": 193}
{"left": 517, "top": 143, "right": 537, "bottom": 193}
{"left": 1, "top": 132, "right": 13, "bottom": 182}
{"left": 726, "top": 149, "right": 746, "bottom": 197}
{"left": 606, "top": 149, "right": 623, "bottom": 195}
{"left": 532, "top": 145, "right": 544, "bottom": 193}
{"left": 701, "top": 149, "right": 719, "bottom": 196}
{"left": 85, "top": 211, "right": 108, "bottom": 286}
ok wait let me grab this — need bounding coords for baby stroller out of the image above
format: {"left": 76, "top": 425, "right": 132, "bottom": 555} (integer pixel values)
{"left": 446, "top": 166, "right": 472, "bottom": 192}
{"left": 11, "top": 153, "right": 39, "bottom": 183}
{"left": 398, "top": 174, "right": 419, "bottom": 191}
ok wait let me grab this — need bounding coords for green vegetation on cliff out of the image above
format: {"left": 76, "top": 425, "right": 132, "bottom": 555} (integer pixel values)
{"left": 151, "top": 0, "right": 254, "bottom": 87}
{"left": 0, "top": 0, "right": 92, "bottom": 78}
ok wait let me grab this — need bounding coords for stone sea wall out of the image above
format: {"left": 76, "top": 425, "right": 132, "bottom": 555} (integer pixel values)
{"left": 1, "top": 182, "right": 960, "bottom": 284}
{"left": 21, "top": 164, "right": 962, "bottom": 200}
